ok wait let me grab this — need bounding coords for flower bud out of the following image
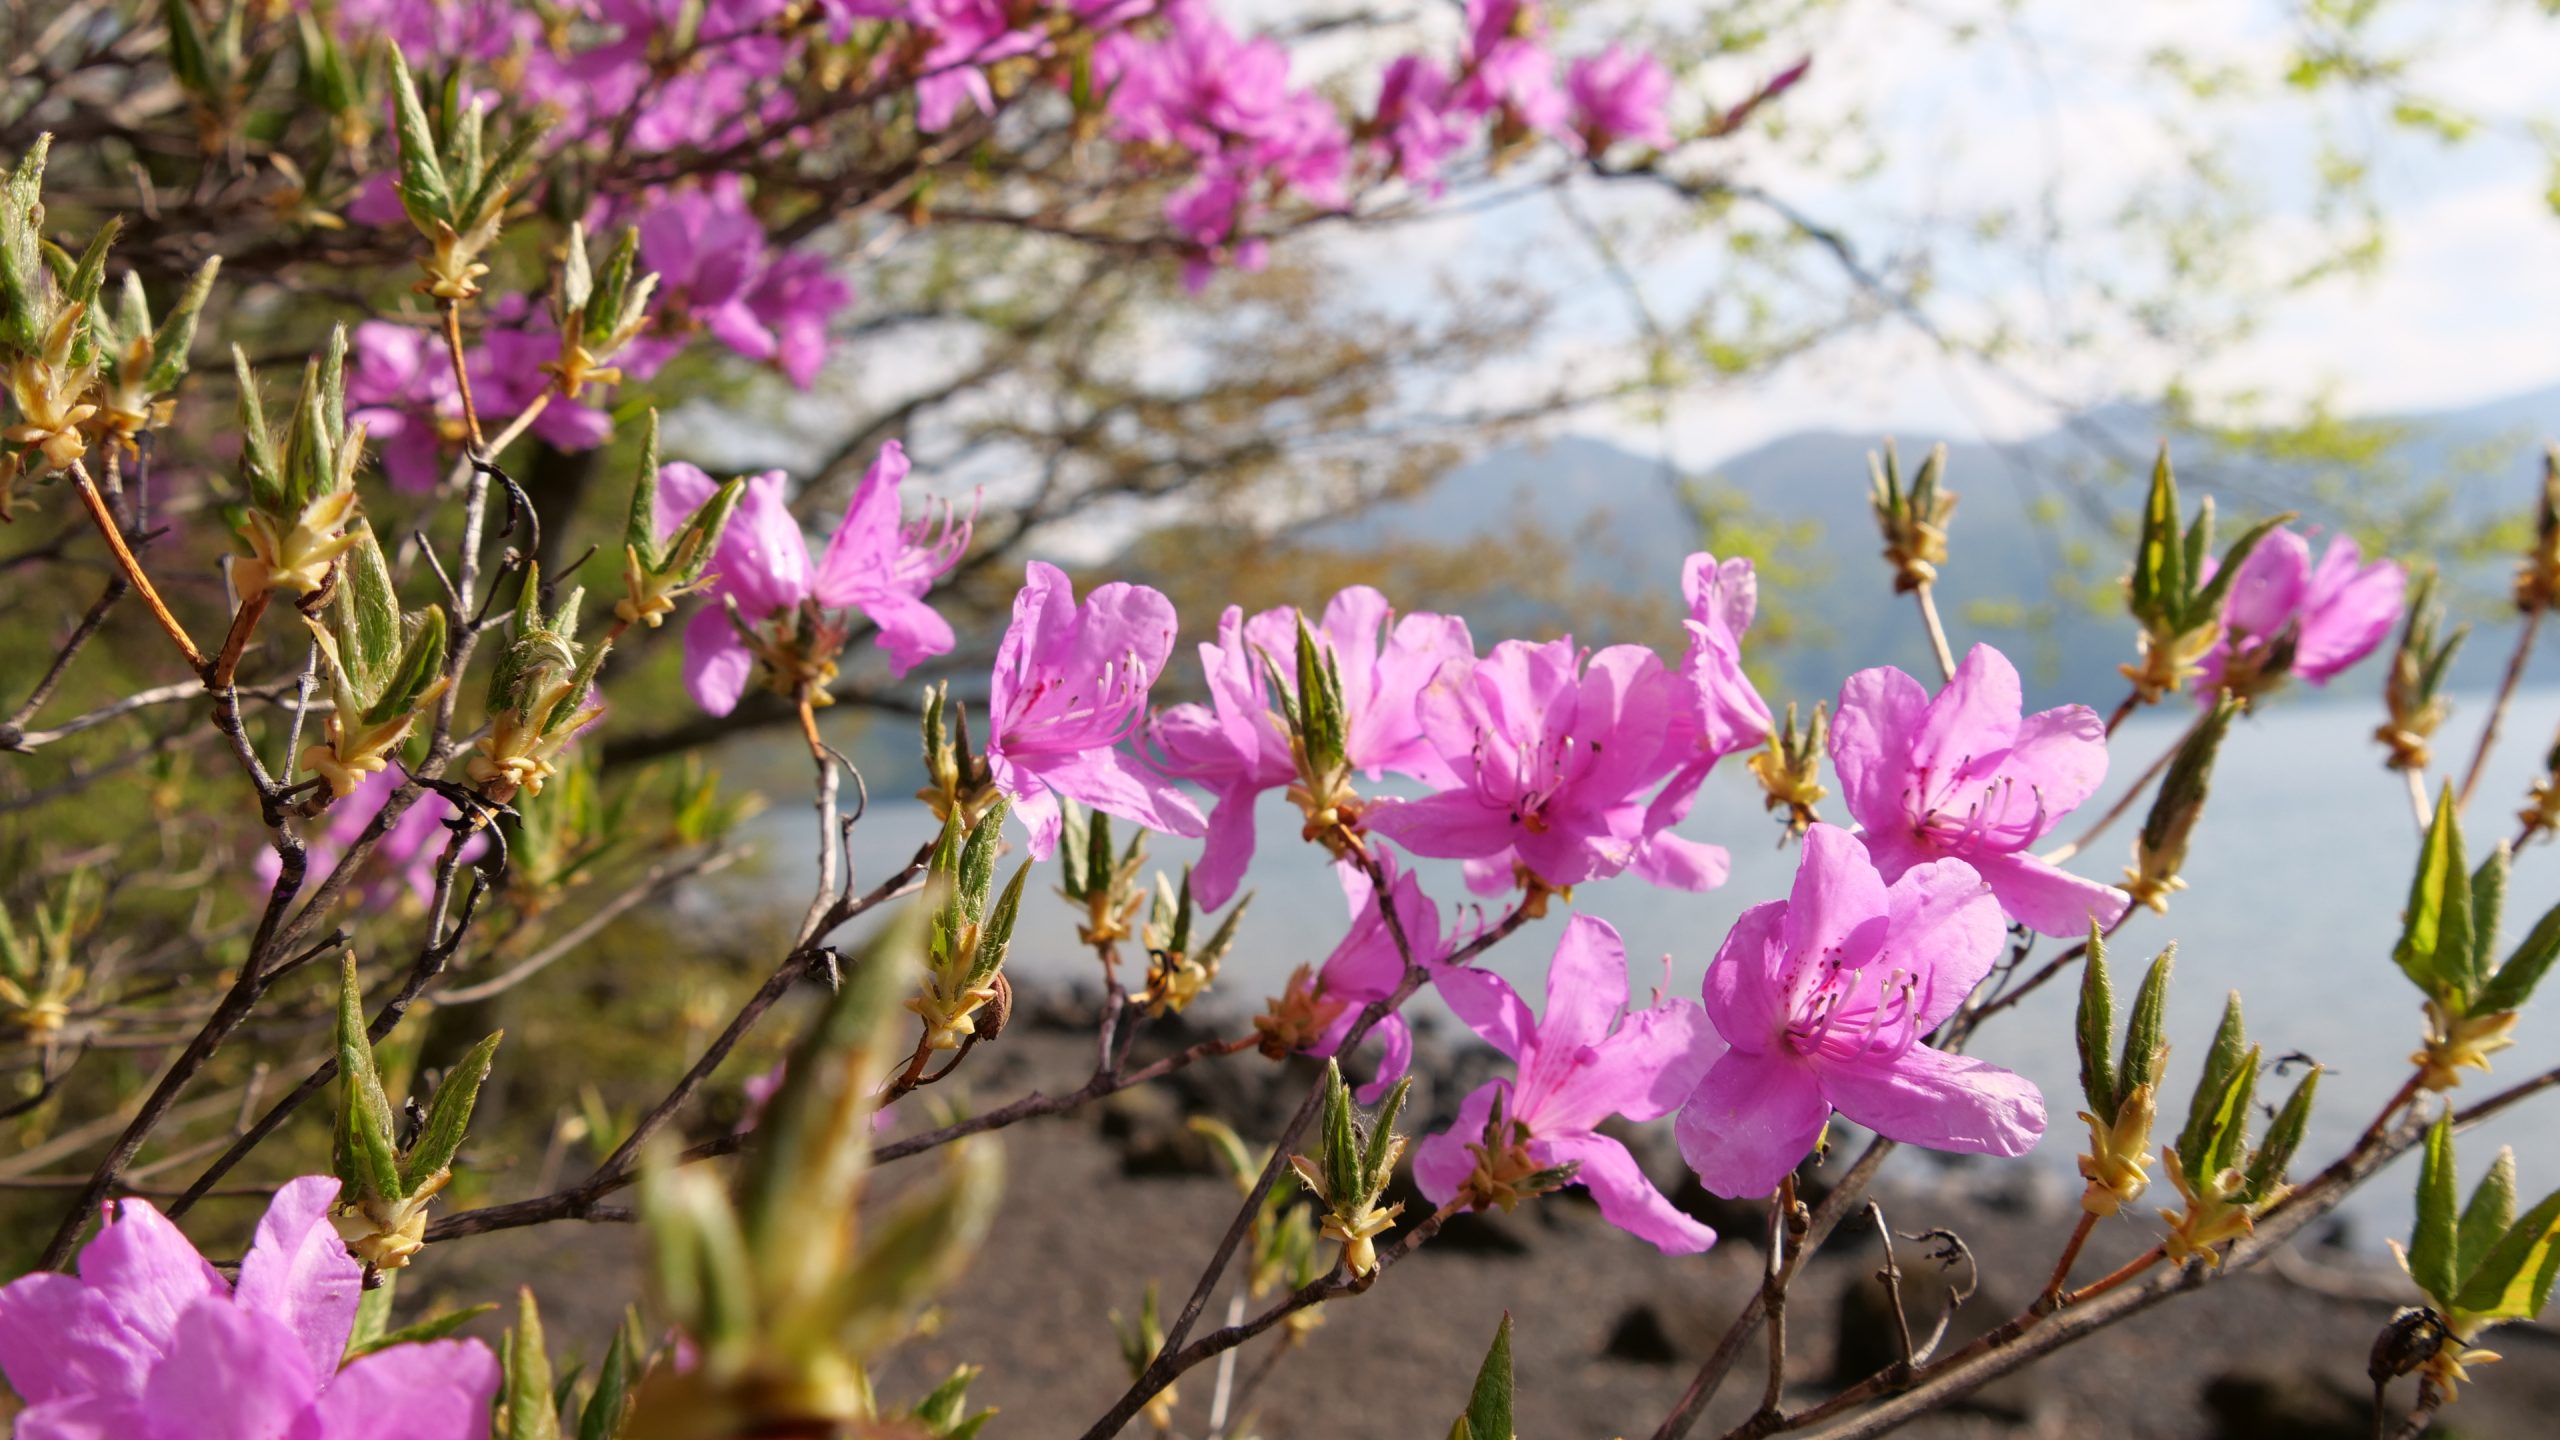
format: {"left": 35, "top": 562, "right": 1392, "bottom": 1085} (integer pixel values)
{"left": 468, "top": 563, "right": 610, "bottom": 804}
{"left": 546, "top": 223, "right": 659, "bottom": 400}
{"left": 614, "top": 414, "right": 741, "bottom": 629}
{"left": 1867, "top": 440, "right": 1956, "bottom": 593}
{"left": 330, "top": 954, "right": 501, "bottom": 1273}
{"left": 1288, "top": 1061, "right": 1409, "bottom": 1277}
{"left": 1054, "top": 800, "right": 1147, "bottom": 946}
{"left": 2515, "top": 444, "right": 2560, "bottom": 614}
{"left": 386, "top": 46, "right": 551, "bottom": 302}
{"left": 0, "top": 867, "right": 100, "bottom": 1047}
{"left": 231, "top": 332, "right": 366, "bottom": 599}
{"left": 2122, "top": 698, "right": 2236, "bottom": 913}
{"left": 300, "top": 521, "right": 449, "bottom": 799}
{"left": 1136, "top": 867, "right": 1248, "bottom": 1018}
{"left": 2375, "top": 569, "right": 2466, "bottom": 772}
{"left": 1745, "top": 700, "right": 1827, "bottom": 837}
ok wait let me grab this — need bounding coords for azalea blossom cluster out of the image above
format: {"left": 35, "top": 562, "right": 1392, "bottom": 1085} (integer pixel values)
{"left": 328, "top": 0, "right": 1709, "bottom": 481}
{"left": 642, "top": 467, "right": 2407, "bottom": 1257}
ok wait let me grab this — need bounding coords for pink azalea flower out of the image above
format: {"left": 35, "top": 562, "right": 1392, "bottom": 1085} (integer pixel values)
{"left": 985, "top": 561, "right": 1206, "bottom": 858}
{"left": 909, "top": 0, "right": 1052, "bottom": 131}
{"left": 660, "top": 443, "right": 968, "bottom": 715}
{"left": 1623, "top": 553, "right": 1778, "bottom": 892}
{"left": 1414, "top": 914, "right": 1720, "bottom": 1253}
{"left": 1300, "top": 858, "right": 1448, "bottom": 1102}
{"left": 1567, "top": 45, "right": 1675, "bottom": 150}
{"left": 1150, "top": 587, "right": 1471, "bottom": 909}
{"left": 1831, "top": 645, "right": 2127, "bottom": 938}
{"left": 1454, "top": 0, "right": 1568, "bottom": 136}
{"left": 1675, "top": 824, "right": 2041, "bottom": 1198}
{"left": 345, "top": 322, "right": 458, "bottom": 495}
{"left": 254, "top": 770, "right": 485, "bottom": 910}
{"left": 0, "top": 1176, "right": 500, "bottom": 1439}
{"left": 1360, "top": 637, "right": 1694, "bottom": 891}
{"left": 2199, "top": 527, "right": 2405, "bottom": 690}
{"left": 1370, "top": 55, "right": 1464, "bottom": 189}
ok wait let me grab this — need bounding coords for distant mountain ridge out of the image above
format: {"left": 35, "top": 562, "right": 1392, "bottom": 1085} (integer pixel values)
{"left": 1300, "top": 385, "right": 2560, "bottom": 711}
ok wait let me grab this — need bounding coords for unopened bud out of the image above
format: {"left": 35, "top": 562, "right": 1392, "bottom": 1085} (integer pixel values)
{"left": 1868, "top": 441, "right": 1956, "bottom": 593}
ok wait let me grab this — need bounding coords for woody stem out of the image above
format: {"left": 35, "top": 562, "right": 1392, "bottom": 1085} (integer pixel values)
{"left": 440, "top": 299, "right": 485, "bottom": 452}
{"left": 2041, "top": 1211, "right": 2100, "bottom": 1305}
{"left": 2062, "top": 1243, "right": 2163, "bottom": 1305}
{"left": 69, "top": 462, "right": 202, "bottom": 673}
{"left": 1912, "top": 583, "right": 1957, "bottom": 683}
{"left": 2457, "top": 603, "right": 2541, "bottom": 811}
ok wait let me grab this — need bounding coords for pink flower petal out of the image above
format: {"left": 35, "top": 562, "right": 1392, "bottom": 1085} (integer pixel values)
{"left": 1675, "top": 1047, "right": 1832, "bottom": 1200}
{"left": 1535, "top": 1131, "right": 1713, "bottom": 1254}
{"left": 1817, "top": 1043, "right": 2044, "bottom": 1160}
{"left": 234, "top": 1176, "right": 360, "bottom": 1382}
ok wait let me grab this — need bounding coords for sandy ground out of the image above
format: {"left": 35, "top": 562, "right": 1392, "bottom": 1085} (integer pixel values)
{"left": 426, "top": 996, "right": 2560, "bottom": 1440}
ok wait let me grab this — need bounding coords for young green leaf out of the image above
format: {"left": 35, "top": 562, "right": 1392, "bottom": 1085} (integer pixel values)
{"left": 346, "top": 1302, "right": 501, "bottom": 1360}
{"left": 1461, "top": 1313, "right": 1515, "bottom": 1440}
{"left": 2240, "top": 1064, "right": 2317, "bottom": 1202}
{"left": 2450, "top": 1189, "right": 2560, "bottom": 1323}
{"left": 2076, "top": 922, "right": 2118, "bottom": 1124}
{"left": 401, "top": 1029, "right": 503, "bottom": 1190}
{"left": 2457, "top": 1147, "right": 2520, "bottom": 1283}
{"left": 2120, "top": 944, "right": 2176, "bottom": 1096}
{"left": 2409, "top": 1113, "right": 2461, "bottom": 1306}
{"left": 2177, "top": 993, "right": 2249, "bottom": 1176}
{"left": 2394, "top": 786, "right": 2473, "bottom": 1005}
{"left": 2475, "top": 900, "right": 2560, "bottom": 1015}
{"left": 498, "top": 1289, "right": 561, "bottom": 1440}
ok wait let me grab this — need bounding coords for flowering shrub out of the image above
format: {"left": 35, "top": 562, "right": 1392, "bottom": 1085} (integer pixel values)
{"left": 1, "top": 5, "right": 2558, "bottom": 1440}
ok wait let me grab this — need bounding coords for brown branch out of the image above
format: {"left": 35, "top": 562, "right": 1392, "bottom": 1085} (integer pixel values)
{"left": 2457, "top": 605, "right": 2541, "bottom": 810}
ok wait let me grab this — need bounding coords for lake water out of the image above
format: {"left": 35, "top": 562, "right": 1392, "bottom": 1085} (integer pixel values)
{"left": 710, "top": 687, "right": 2560, "bottom": 1242}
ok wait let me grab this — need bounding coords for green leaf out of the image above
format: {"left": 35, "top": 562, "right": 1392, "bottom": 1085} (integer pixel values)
{"left": 2177, "top": 993, "right": 2249, "bottom": 1177}
{"left": 368, "top": 605, "right": 449, "bottom": 725}
{"left": 345, "top": 1270, "right": 396, "bottom": 1358}
{"left": 621, "top": 411, "right": 664, "bottom": 568}
{"left": 234, "top": 346, "right": 284, "bottom": 514}
{"left": 957, "top": 797, "right": 1007, "bottom": 920}
{"left": 2120, "top": 944, "right": 2176, "bottom": 1096}
{"left": 971, "top": 859, "right": 1032, "bottom": 986}
{"left": 142, "top": 254, "right": 220, "bottom": 396}
{"left": 2409, "top": 1113, "right": 2461, "bottom": 1306}
{"left": 346, "top": 1302, "right": 500, "bottom": 1360}
{"left": 575, "top": 1312, "right": 638, "bottom": 1440}
{"left": 2458, "top": 1148, "right": 2520, "bottom": 1284}
{"left": 2450, "top": 1188, "right": 2560, "bottom": 1323}
{"left": 2241, "top": 1064, "right": 2317, "bottom": 1203}
{"left": 2076, "top": 923, "right": 2118, "bottom": 1124}
{"left": 385, "top": 45, "right": 453, "bottom": 229}
{"left": 1461, "top": 1313, "right": 1515, "bottom": 1440}
{"left": 2394, "top": 786, "right": 2472, "bottom": 1006}
{"left": 2128, "top": 449, "right": 2179, "bottom": 625}
{"left": 401, "top": 1029, "right": 502, "bottom": 1191}
{"left": 1318, "top": 1059, "right": 1360, "bottom": 1205}
{"left": 499, "top": 1289, "right": 560, "bottom": 1440}
{"left": 335, "top": 520, "right": 402, "bottom": 689}
{"left": 2476, "top": 900, "right": 2560, "bottom": 1015}
{"left": 1056, "top": 796, "right": 1090, "bottom": 898}
{"left": 2204, "top": 1045, "right": 2260, "bottom": 1180}
{"left": 2471, "top": 844, "right": 2509, "bottom": 988}
{"left": 1363, "top": 1076, "right": 1412, "bottom": 1193}
{"left": 334, "top": 955, "right": 402, "bottom": 1204}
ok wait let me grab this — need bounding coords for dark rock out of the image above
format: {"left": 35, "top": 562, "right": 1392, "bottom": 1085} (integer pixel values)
{"left": 1603, "top": 1303, "right": 1680, "bottom": 1365}
{"left": 1667, "top": 1172, "right": 1765, "bottom": 1244}
{"left": 2200, "top": 1367, "right": 2371, "bottom": 1440}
